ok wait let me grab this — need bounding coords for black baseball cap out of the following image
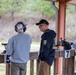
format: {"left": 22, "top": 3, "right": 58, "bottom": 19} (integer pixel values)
{"left": 36, "top": 19, "right": 49, "bottom": 26}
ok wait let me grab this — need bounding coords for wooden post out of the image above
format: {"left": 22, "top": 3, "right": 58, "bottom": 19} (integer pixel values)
{"left": 67, "top": 57, "right": 74, "bottom": 75}
{"left": 36, "top": 60, "right": 39, "bottom": 75}
{"left": 6, "top": 64, "right": 11, "bottom": 75}
{"left": 63, "top": 56, "right": 74, "bottom": 75}
{"left": 56, "top": 1, "right": 66, "bottom": 75}
{"left": 30, "top": 60, "right": 34, "bottom": 75}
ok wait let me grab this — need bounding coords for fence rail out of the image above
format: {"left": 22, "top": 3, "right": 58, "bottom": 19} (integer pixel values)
{"left": 0, "top": 49, "right": 76, "bottom": 75}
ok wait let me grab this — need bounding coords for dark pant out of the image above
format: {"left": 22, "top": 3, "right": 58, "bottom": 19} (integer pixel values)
{"left": 11, "top": 62, "right": 26, "bottom": 75}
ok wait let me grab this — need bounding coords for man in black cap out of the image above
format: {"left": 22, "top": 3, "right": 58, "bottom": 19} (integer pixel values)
{"left": 36, "top": 19, "right": 56, "bottom": 75}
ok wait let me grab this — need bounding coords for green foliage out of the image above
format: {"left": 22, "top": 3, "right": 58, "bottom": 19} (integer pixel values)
{"left": 0, "top": 0, "right": 26, "bottom": 15}
{"left": 23, "top": 0, "right": 55, "bottom": 18}
{"left": 35, "top": 1, "right": 55, "bottom": 17}
{"left": 66, "top": 4, "right": 76, "bottom": 14}
{"left": 0, "top": 0, "right": 76, "bottom": 18}
{"left": 0, "top": 0, "right": 9, "bottom": 15}
{"left": 0, "top": 0, "right": 55, "bottom": 18}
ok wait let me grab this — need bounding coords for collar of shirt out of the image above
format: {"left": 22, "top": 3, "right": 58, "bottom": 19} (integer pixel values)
{"left": 44, "top": 29, "right": 50, "bottom": 33}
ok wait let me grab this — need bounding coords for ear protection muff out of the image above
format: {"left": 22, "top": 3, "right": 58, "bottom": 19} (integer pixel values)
{"left": 15, "top": 21, "right": 26, "bottom": 32}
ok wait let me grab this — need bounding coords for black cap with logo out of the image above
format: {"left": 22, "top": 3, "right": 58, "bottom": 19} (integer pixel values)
{"left": 36, "top": 19, "right": 49, "bottom": 26}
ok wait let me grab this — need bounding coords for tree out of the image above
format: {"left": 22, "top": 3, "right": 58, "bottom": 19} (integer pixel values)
{"left": 23, "top": 0, "right": 55, "bottom": 18}
{"left": 0, "top": 0, "right": 26, "bottom": 16}
{"left": 0, "top": 0, "right": 56, "bottom": 18}
{"left": 35, "top": 0, "right": 55, "bottom": 18}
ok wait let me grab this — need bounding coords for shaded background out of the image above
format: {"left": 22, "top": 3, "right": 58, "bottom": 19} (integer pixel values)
{"left": 0, "top": 0, "right": 76, "bottom": 42}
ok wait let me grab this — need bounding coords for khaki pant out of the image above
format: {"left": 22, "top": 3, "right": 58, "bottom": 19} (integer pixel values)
{"left": 38, "top": 61, "right": 50, "bottom": 75}
{"left": 11, "top": 62, "right": 26, "bottom": 75}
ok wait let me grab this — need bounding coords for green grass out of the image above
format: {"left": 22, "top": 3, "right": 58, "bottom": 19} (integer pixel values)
{"left": 0, "top": 64, "right": 6, "bottom": 75}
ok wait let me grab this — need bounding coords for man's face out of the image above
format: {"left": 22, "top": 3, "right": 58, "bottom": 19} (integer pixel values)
{"left": 39, "top": 24, "right": 47, "bottom": 32}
